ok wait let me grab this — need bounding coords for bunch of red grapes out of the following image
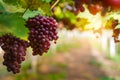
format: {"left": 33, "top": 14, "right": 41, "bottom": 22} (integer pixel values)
{"left": 74, "top": 0, "right": 120, "bottom": 15}
{"left": 25, "top": 15, "right": 58, "bottom": 56}
{"left": 0, "top": 34, "right": 29, "bottom": 74}
{"left": 74, "top": 0, "right": 85, "bottom": 12}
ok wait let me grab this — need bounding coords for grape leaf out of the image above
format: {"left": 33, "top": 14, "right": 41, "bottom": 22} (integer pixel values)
{"left": 0, "top": 13, "right": 29, "bottom": 39}
{"left": 29, "top": 0, "right": 41, "bottom": 10}
{"left": 23, "top": 10, "right": 41, "bottom": 20}
{"left": 19, "top": 0, "right": 28, "bottom": 8}
{"left": 59, "top": 0, "right": 73, "bottom": 4}
{"left": 54, "top": 7, "right": 64, "bottom": 19}
{"left": 19, "top": 0, "right": 51, "bottom": 15}
{"left": 39, "top": 1, "right": 52, "bottom": 16}
{"left": 64, "top": 11, "right": 76, "bottom": 23}
{"left": 0, "top": 2, "right": 6, "bottom": 14}
{"left": 0, "top": 24, "right": 12, "bottom": 36}
{"left": 41, "top": 0, "right": 51, "bottom": 3}
{"left": 105, "top": 17, "right": 114, "bottom": 29}
{"left": 3, "top": 0, "right": 19, "bottom": 5}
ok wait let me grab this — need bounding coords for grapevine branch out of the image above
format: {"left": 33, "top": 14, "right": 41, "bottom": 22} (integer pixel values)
{"left": 51, "top": 0, "right": 60, "bottom": 10}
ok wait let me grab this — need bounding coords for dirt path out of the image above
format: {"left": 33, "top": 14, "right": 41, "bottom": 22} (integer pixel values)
{"left": 40, "top": 39, "right": 110, "bottom": 80}
{"left": 63, "top": 39, "right": 107, "bottom": 80}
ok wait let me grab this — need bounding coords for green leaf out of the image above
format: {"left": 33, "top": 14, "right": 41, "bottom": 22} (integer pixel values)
{"left": 105, "top": 17, "right": 114, "bottom": 29}
{"left": 3, "top": 0, "right": 19, "bottom": 5}
{"left": 23, "top": 9, "right": 41, "bottom": 20}
{"left": 54, "top": 7, "right": 64, "bottom": 19}
{"left": 64, "top": 11, "right": 76, "bottom": 23}
{"left": 59, "top": 0, "right": 73, "bottom": 4}
{"left": 39, "top": 1, "right": 52, "bottom": 16}
{"left": 0, "top": 2, "right": 6, "bottom": 14}
{"left": 0, "top": 13, "right": 29, "bottom": 39}
{"left": 0, "top": 24, "right": 11, "bottom": 36}
{"left": 28, "top": 0, "right": 41, "bottom": 10}
{"left": 19, "top": 0, "right": 28, "bottom": 8}
{"left": 41, "top": 0, "right": 51, "bottom": 3}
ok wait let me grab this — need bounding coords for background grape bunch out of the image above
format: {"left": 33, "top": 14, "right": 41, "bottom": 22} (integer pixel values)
{"left": 112, "top": 20, "right": 120, "bottom": 43}
{"left": 74, "top": 0, "right": 120, "bottom": 15}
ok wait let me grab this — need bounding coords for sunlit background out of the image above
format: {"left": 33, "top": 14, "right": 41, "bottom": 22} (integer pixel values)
{"left": 1, "top": 0, "right": 120, "bottom": 80}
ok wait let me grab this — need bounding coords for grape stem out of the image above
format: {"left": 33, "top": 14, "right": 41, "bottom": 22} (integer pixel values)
{"left": 51, "top": 0, "right": 60, "bottom": 10}
{"left": 22, "top": 7, "right": 29, "bottom": 17}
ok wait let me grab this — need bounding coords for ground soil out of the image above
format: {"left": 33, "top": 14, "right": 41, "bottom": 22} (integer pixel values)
{"left": 39, "top": 39, "right": 111, "bottom": 80}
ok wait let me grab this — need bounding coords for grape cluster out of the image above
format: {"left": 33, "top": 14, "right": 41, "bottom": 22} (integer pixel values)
{"left": 25, "top": 15, "right": 58, "bottom": 56}
{"left": 73, "top": 0, "right": 120, "bottom": 16}
{"left": 74, "top": 0, "right": 85, "bottom": 13}
{"left": 74, "top": 0, "right": 103, "bottom": 15}
{"left": 112, "top": 19, "right": 120, "bottom": 43}
{"left": 0, "top": 34, "right": 29, "bottom": 74}
{"left": 112, "top": 29, "right": 120, "bottom": 43}
{"left": 112, "top": 19, "right": 118, "bottom": 29}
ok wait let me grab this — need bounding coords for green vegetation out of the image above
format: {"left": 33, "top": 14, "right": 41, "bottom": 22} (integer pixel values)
{"left": 100, "top": 76, "right": 115, "bottom": 80}
{"left": 56, "top": 41, "right": 81, "bottom": 53}
{"left": 89, "top": 59, "right": 102, "bottom": 67}
{"left": 15, "top": 71, "right": 66, "bottom": 80}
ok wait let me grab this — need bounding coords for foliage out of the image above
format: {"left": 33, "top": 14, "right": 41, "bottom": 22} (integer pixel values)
{"left": 100, "top": 76, "right": 115, "bottom": 80}
{"left": 0, "top": 0, "right": 55, "bottom": 39}
{"left": 89, "top": 59, "right": 102, "bottom": 67}
{"left": 0, "top": 13, "right": 29, "bottom": 38}
{"left": 15, "top": 70, "right": 66, "bottom": 80}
